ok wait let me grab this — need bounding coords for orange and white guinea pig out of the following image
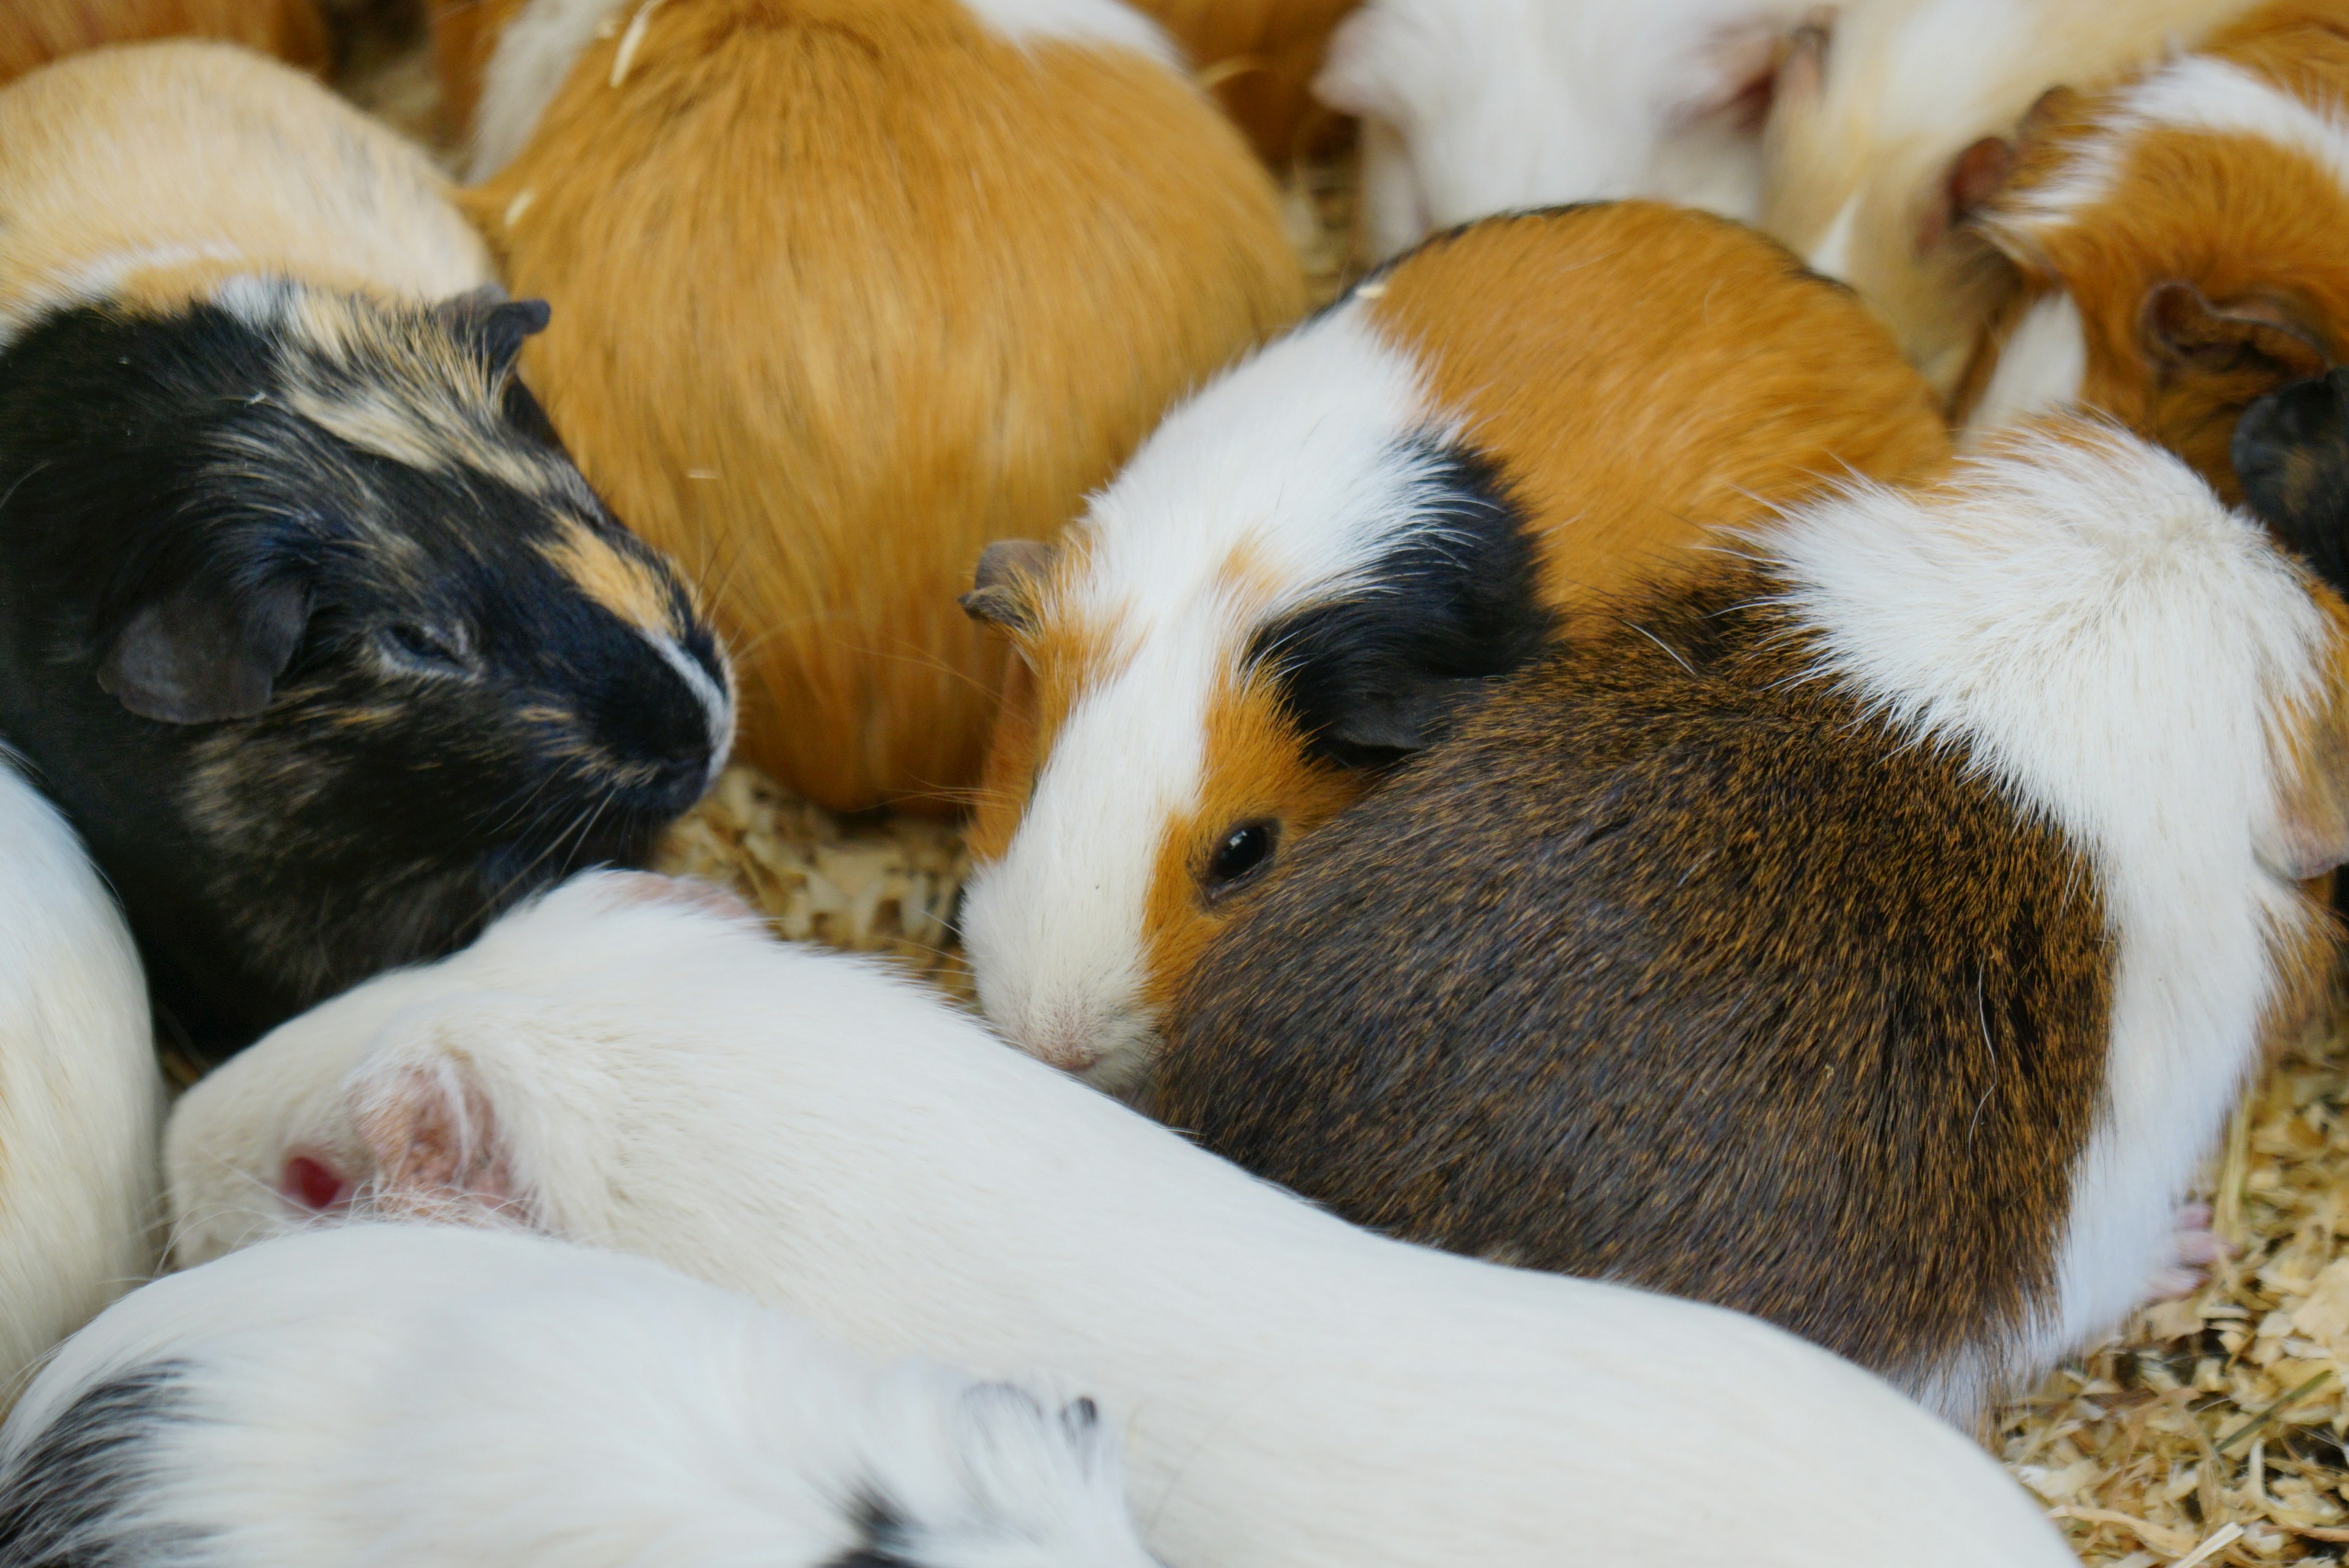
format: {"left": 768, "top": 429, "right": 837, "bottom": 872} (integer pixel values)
{"left": 1756, "top": 0, "right": 2257, "bottom": 395}
{"left": 1955, "top": 0, "right": 2349, "bottom": 503}
{"left": 955, "top": 201, "right": 1951, "bottom": 1090}
{"left": 0, "top": 0, "right": 330, "bottom": 86}
{"left": 429, "top": 0, "right": 1306, "bottom": 813}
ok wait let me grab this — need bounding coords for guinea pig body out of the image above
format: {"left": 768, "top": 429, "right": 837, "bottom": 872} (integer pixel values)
{"left": 162, "top": 873, "right": 2073, "bottom": 1568}
{"left": 1757, "top": 0, "right": 2254, "bottom": 395}
{"left": 0, "top": 1222, "right": 1154, "bottom": 1568}
{"left": 1319, "top": 0, "right": 1816, "bottom": 261}
{"left": 0, "top": 44, "right": 733, "bottom": 1054}
{"left": 437, "top": 0, "right": 1304, "bottom": 815}
{"left": 0, "top": 752, "right": 163, "bottom": 1402}
{"left": 1124, "top": 0, "right": 1362, "bottom": 161}
{"left": 1958, "top": 0, "right": 2349, "bottom": 498}
{"left": 0, "top": 0, "right": 329, "bottom": 89}
{"left": 1156, "top": 418, "right": 2349, "bottom": 1422}
{"left": 956, "top": 202, "right": 1950, "bottom": 1091}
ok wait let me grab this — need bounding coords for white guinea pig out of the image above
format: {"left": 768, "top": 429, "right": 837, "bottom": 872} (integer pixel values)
{"left": 165, "top": 871, "right": 2073, "bottom": 1568}
{"left": 0, "top": 750, "right": 163, "bottom": 1402}
{"left": 0, "top": 1221, "right": 1153, "bottom": 1568}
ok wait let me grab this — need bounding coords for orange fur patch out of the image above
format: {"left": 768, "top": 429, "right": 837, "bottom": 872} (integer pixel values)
{"left": 457, "top": 0, "right": 1304, "bottom": 814}
{"left": 0, "top": 0, "right": 329, "bottom": 87}
{"left": 540, "top": 519, "right": 682, "bottom": 637}
{"left": 427, "top": 0, "right": 533, "bottom": 144}
{"left": 963, "top": 577, "right": 1122, "bottom": 864}
{"left": 1126, "top": 0, "right": 1360, "bottom": 162}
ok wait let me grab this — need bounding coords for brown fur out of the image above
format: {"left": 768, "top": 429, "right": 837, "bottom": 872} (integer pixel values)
{"left": 0, "top": 0, "right": 330, "bottom": 87}
{"left": 454, "top": 0, "right": 1305, "bottom": 813}
{"left": 426, "top": 0, "right": 529, "bottom": 143}
{"left": 1126, "top": 0, "right": 1360, "bottom": 161}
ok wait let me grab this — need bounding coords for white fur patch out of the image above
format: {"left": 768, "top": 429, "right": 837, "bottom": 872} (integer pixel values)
{"left": 959, "top": 303, "right": 1451, "bottom": 1087}
{"left": 1964, "top": 290, "right": 2088, "bottom": 437}
{"left": 958, "top": 0, "right": 1181, "bottom": 67}
{"left": 1767, "top": 423, "right": 2328, "bottom": 1412}
{"left": 467, "top": 0, "right": 633, "bottom": 181}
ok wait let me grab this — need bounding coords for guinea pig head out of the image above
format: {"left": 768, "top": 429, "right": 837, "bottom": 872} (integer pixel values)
{"left": 0, "top": 280, "right": 733, "bottom": 1052}
{"left": 954, "top": 322, "right": 1549, "bottom": 1094}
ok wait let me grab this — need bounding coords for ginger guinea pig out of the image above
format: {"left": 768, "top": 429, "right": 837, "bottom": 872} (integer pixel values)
{"left": 0, "top": 752, "right": 163, "bottom": 1402}
{"left": 429, "top": 0, "right": 1304, "bottom": 815}
{"left": 0, "top": 0, "right": 330, "bottom": 87}
{"left": 1320, "top": 0, "right": 1814, "bottom": 261}
{"left": 1756, "top": 0, "right": 2254, "bottom": 396}
{"left": 1157, "top": 416, "right": 2346, "bottom": 1425}
{"left": 0, "top": 1223, "right": 1153, "bottom": 1568}
{"left": 0, "top": 45, "right": 732, "bottom": 1056}
{"left": 161, "top": 872, "right": 2073, "bottom": 1568}
{"left": 1956, "top": 0, "right": 2349, "bottom": 498}
{"left": 956, "top": 201, "right": 1950, "bottom": 1092}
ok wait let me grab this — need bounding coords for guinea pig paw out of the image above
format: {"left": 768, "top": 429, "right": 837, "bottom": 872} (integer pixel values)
{"left": 2145, "top": 1202, "right": 2233, "bottom": 1301}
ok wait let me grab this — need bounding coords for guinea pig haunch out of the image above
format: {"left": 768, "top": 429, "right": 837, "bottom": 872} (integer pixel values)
{"left": 1158, "top": 418, "right": 2348, "bottom": 1424}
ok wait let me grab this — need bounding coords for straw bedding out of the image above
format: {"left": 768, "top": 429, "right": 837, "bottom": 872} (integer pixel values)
{"left": 335, "top": 18, "right": 2349, "bottom": 1564}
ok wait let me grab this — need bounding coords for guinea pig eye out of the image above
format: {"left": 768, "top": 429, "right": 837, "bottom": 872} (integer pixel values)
{"left": 1203, "top": 821, "right": 1277, "bottom": 901}
{"left": 380, "top": 621, "right": 472, "bottom": 675}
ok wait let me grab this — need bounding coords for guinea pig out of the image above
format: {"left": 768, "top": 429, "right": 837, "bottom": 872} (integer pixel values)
{"left": 1756, "top": 0, "right": 2255, "bottom": 396}
{"left": 0, "top": 0, "right": 330, "bottom": 87}
{"left": 428, "top": 0, "right": 1304, "bottom": 816}
{"left": 1317, "top": 0, "right": 1816, "bottom": 261}
{"left": 1153, "top": 415, "right": 2348, "bottom": 1424}
{"left": 0, "top": 43, "right": 733, "bottom": 1056}
{"left": 1123, "top": 0, "right": 1363, "bottom": 161}
{"left": 161, "top": 871, "right": 2073, "bottom": 1568}
{"left": 954, "top": 201, "right": 1951, "bottom": 1092}
{"left": 0, "top": 752, "right": 163, "bottom": 1403}
{"left": 1954, "top": 0, "right": 2349, "bottom": 499}
{"left": 0, "top": 1222, "right": 1154, "bottom": 1568}
{"left": 2236, "top": 366, "right": 2349, "bottom": 592}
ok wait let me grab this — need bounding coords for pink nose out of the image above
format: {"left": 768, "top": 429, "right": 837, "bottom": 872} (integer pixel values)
{"left": 1027, "top": 1023, "right": 1104, "bottom": 1076}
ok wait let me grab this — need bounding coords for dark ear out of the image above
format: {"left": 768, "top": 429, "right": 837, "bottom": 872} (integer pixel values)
{"left": 1928, "top": 87, "right": 2078, "bottom": 252}
{"left": 2144, "top": 281, "right": 2328, "bottom": 384}
{"left": 98, "top": 577, "right": 309, "bottom": 725}
{"left": 2235, "top": 368, "right": 2349, "bottom": 594}
{"left": 1320, "top": 675, "right": 1493, "bottom": 756}
{"left": 433, "top": 285, "right": 552, "bottom": 378}
{"left": 959, "top": 539, "right": 1057, "bottom": 634}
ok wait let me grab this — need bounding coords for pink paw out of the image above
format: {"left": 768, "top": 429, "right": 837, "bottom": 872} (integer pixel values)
{"left": 2145, "top": 1202, "right": 2232, "bottom": 1301}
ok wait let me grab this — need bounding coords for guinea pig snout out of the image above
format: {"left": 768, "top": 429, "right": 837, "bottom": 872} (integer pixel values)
{"left": 587, "top": 632, "right": 736, "bottom": 799}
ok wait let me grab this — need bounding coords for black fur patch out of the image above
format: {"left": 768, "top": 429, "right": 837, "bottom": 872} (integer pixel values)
{"left": 823, "top": 1493, "right": 916, "bottom": 1568}
{"left": 0, "top": 1365, "right": 192, "bottom": 1568}
{"left": 1245, "top": 438, "right": 1553, "bottom": 767}
{"left": 2235, "top": 366, "right": 2349, "bottom": 594}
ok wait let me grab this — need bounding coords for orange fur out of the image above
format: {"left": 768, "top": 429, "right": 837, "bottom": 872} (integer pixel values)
{"left": 1126, "top": 0, "right": 1360, "bottom": 161}
{"left": 426, "top": 0, "right": 530, "bottom": 144}
{"left": 455, "top": 0, "right": 1304, "bottom": 814}
{"left": 0, "top": 0, "right": 330, "bottom": 86}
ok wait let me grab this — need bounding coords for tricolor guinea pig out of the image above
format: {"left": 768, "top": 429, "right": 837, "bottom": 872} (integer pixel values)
{"left": 428, "top": 0, "right": 1304, "bottom": 815}
{"left": 0, "top": 44, "right": 732, "bottom": 1056}
{"left": 0, "top": 1222, "right": 1154, "bottom": 1568}
{"left": 955, "top": 201, "right": 1951, "bottom": 1092}
{"left": 0, "top": 0, "right": 329, "bottom": 87}
{"left": 160, "top": 872, "right": 2073, "bottom": 1568}
{"left": 1155, "top": 416, "right": 2347, "bottom": 1424}
{"left": 0, "top": 752, "right": 163, "bottom": 1402}
{"left": 1756, "top": 0, "right": 2255, "bottom": 396}
{"left": 1318, "top": 0, "right": 1816, "bottom": 261}
{"left": 1956, "top": 0, "right": 2349, "bottom": 498}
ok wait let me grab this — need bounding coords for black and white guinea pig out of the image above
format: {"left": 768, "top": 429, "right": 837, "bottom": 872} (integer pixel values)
{"left": 0, "top": 1222, "right": 1154, "bottom": 1568}
{"left": 1157, "top": 416, "right": 2349, "bottom": 1425}
{"left": 0, "top": 44, "right": 732, "bottom": 1054}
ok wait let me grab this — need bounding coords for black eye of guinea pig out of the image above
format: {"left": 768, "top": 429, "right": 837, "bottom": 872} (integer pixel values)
{"left": 0, "top": 279, "right": 735, "bottom": 1057}
{"left": 1204, "top": 821, "right": 1278, "bottom": 900}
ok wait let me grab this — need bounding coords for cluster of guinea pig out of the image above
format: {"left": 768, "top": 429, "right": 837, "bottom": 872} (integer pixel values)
{"left": 4, "top": 0, "right": 2349, "bottom": 1563}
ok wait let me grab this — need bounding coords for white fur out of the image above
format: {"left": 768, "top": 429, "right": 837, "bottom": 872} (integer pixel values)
{"left": 469, "top": 0, "right": 1178, "bottom": 182}
{"left": 165, "top": 874, "right": 2073, "bottom": 1568}
{"left": 1768, "top": 421, "right": 2331, "bottom": 1412}
{"left": 1319, "top": 0, "right": 1805, "bottom": 260}
{"left": 1964, "top": 290, "right": 2088, "bottom": 437}
{"left": 0, "top": 753, "right": 163, "bottom": 1404}
{"left": 959, "top": 303, "right": 1449, "bottom": 1088}
{"left": 2, "top": 1222, "right": 1151, "bottom": 1568}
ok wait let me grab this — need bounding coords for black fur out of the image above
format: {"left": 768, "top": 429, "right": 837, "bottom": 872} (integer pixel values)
{"left": 2235, "top": 366, "right": 2349, "bottom": 596}
{"left": 0, "top": 1365, "right": 190, "bottom": 1568}
{"left": 1245, "top": 440, "right": 1553, "bottom": 766}
{"left": 0, "top": 289, "right": 728, "bottom": 1056}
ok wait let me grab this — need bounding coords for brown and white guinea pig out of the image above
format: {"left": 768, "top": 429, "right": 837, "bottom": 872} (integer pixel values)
{"left": 1154, "top": 415, "right": 2348, "bottom": 1424}
{"left": 956, "top": 201, "right": 1951, "bottom": 1093}
{"left": 0, "top": 750, "right": 164, "bottom": 1402}
{"left": 0, "top": 0, "right": 330, "bottom": 87}
{"left": 159, "top": 872, "right": 2074, "bottom": 1568}
{"left": 0, "top": 43, "right": 733, "bottom": 1057}
{"left": 1756, "top": 0, "right": 2256, "bottom": 396}
{"left": 1954, "top": 0, "right": 2349, "bottom": 500}
{"left": 1124, "top": 0, "right": 1362, "bottom": 161}
{"left": 426, "top": 0, "right": 1305, "bottom": 816}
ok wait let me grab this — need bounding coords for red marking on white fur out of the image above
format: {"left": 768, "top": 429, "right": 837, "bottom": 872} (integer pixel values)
{"left": 279, "top": 1152, "right": 352, "bottom": 1213}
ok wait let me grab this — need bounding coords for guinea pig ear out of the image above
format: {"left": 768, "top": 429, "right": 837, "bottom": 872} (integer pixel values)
{"left": 1321, "top": 674, "right": 1491, "bottom": 757}
{"left": 432, "top": 286, "right": 552, "bottom": 379}
{"left": 347, "top": 1051, "right": 526, "bottom": 1224}
{"left": 2234, "top": 369, "right": 2349, "bottom": 594}
{"left": 2144, "top": 282, "right": 2328, "bottom": 386}
{"left": 98, "top": 575, "right": 310, "bottom": 725}
{"left": 1929, "top": 87, "right": 2077, "bottom": 253}
{"left": 960, "top": 539, "right": 1058, "bottom": 635}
